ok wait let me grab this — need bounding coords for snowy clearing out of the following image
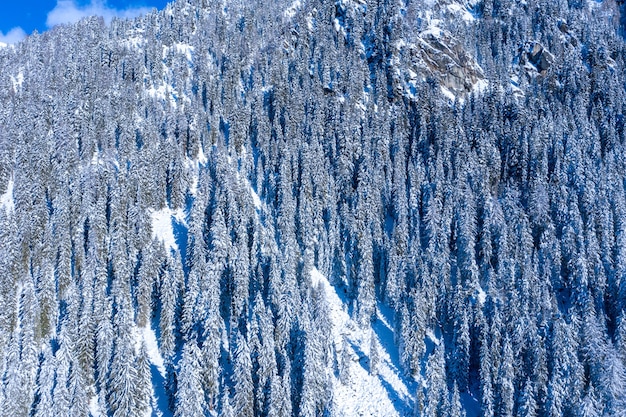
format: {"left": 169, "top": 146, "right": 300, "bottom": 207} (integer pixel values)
{"left": 150, "top": 207, "right": 186, "bottom": 251}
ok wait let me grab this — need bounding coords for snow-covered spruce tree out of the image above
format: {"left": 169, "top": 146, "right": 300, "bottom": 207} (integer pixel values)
{"left": 233, "top": 333, "right": 254, "bottom": 417}
{"left": 174, "top": 340, "right": 206, "bottom": 417}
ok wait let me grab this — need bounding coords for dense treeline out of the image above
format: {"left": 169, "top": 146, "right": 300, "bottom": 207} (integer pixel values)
{"left": 0, "top": 0, "right": 625, "bottom": 415}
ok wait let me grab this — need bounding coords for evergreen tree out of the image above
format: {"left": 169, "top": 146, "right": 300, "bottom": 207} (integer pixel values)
{"left": 174, "top": 340, "right": 206, "bottom": 417}
{"left": 369, "top": 331, "right": 380, "bottom": 377}
{"left": 233, "top": 334, "right": 254, "bottom": 417}
{"left": 339, "top": 335, "right": 352, "bottom": 385}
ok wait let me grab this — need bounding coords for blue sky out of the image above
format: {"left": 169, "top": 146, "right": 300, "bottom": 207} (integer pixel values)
{"left": 0, "top": 0, "right": 169, "bottom": 44}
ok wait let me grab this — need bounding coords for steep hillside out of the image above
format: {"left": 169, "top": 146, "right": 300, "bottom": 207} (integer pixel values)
{"left": 0, "top": 0, "right": 626, "bottom": 416}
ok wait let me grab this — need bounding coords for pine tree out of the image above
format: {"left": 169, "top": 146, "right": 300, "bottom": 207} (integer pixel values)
{"left": 174, "top": 340, "right": 206, "bottom": 417}
{"left": 424, "top": 344, "right": 447, "bottom": 417}
{"left": 369, "top": 330, "right": 380, "bottom": 377}
{"left": 108, "top": 299, "right": 140, "bottom": 417}
{"left": 136, "top": 340, "right": 153, "bottom": 416}
{"left": 268, "top": 374, "right": 292, "bottom": 417}
{"left": 33, "top": 348, "right": 56, "bottom": 417}
{"left": 233, "top": 334, "right": 254, "bottom": 417}
{"left": 518, "top": 379, "right": 537, "bottom": 417}
{"left": 578, "top": 383, "right": 603, "bottom": 417}
{"left": 449, "top": 383, "right": 465, "bottom": 417}
{"left": 340, "top": 334, "right": 352, "bottom": 385}
{"left": 68, "top": 361, "right": 89, "bottom": 417}
{"left": 497, "top": 336, "right": 515, "bottom": 417}
{"left": 221, "top": 386, "right": 234, "bottom": 417}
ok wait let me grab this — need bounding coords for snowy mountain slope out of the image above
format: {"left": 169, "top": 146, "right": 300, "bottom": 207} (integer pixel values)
{"left": 1, "top": 0, "right": 626, "bottom": 416}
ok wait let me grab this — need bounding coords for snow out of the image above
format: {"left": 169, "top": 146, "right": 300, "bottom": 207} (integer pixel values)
{"left": 425, "top": 329, "right": 441, "bottom": 346}
{"left": 284, "top": 0, "right": 302, "bottom": 19}
{"left": 139, "top": 326, "right": 166, "bottom": 378}
{"left": 134, "top": 325, "right": 172, "bottom": 417}
{"left": 90, "top": 151, "right": 105, "bottom": 166}
{"left": 89, "top": 395, "right": 103, "bottom": 417}
{"left": 123, "top": 29, "right": 146, "bottom": 50}
{"left": 10, "top": 72, "right": 24, "bottom": 93}
{"left": 421, "top": 24, "right": 444, "bottom": 38}
{"left": 146, "top": 81, "right": 170, "bottom": 101}
{"left": 446, "top": 3, "right": 476, "bottom": 22}
{"left": 173, "top": 43, "right": 194, "bottom": 63}
{"left": 146, "top": 43, "right": 194, "bottom": 106}
{"left": 476, "top": 286, "right": 486, "bottom": 304}
{"left": 185, "top": 145, "right": 208, "bottom": 196}
{"left": 250, "top": 186, "right": 262, "bottom": 209}
{"left": 150, "top": 207, "right": 186, "bottom": 252}
{"left": 461, "top": 392, "right": 482, "bottom": 417}
{"left": 306, "top": 14, "right": 315, "bottom": 31}
{"left": 472, "top": 78, "right": 489, "bottom": 94}
{"left": 196, "top": 144, "right": 207, "bottom": 165}
{"left": 0, "top": 178, "right": 14, "bottom": 214}
{"left": 0, "top": 42, "right": 6, "bottom": 48}
{"left": 333, "top": 17, "right": 342, "bottom": 32}
{"left": 310, "top": 268, "right": 417, "bottom": 416}
{"left": 440, "top": 86, "right": 456, "bottom": 102}
{"left": 125, "top": 37, "right": 145, "bottom": 49}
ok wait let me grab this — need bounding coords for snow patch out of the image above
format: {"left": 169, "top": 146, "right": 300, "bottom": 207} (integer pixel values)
{"left": 150, "top": 207, "right": 185, "bottom": 251}
{"left": 173, "top": 43, "right": 194, "bottom": 63}
{"left": 250, "top": 186, "right": 262, "bottom": 209}
{"left": 146, "top": 81, "right": 170, "bottom": 102}
{"left": 0, "top": 179, "right": 15, "bottom": 214}
{"left": 139, "top": 326, "right": 166, "bottom": 378}
{"left": 475, "top": 286, "right": 487, "bottom": 305}
{"left": 134, "top": 325, "right": 171, "bottom": 417}
{"left": 185, "top": 146, "right": 207, "bottom": 197}
{"left": 196, "top": 144, "right": 207, "bottom": 166}
{"left": 426, "top": 329, "right": 441, "bottom": 346}
{"left": 440, "top": 86, "right": 456, "bottom": 102}
{"left": 91, "top": 151, "right": 105, "bottom": 166}
{"left": 421, "top": 22, "right": 444, "bottom": 38}
{"left": 306, "top": 14, "right": 315, "bottom": 31}
{"left": 310, "top": 268, "right": 416, "bottom": 416}
{"left": 472, "top": 78, "right": 489, "bottom": 94}
{"left": 89, "top": 395, "right": 103, "bottom": 417}
{"left": 10, "top": 71, "right": 24, "bottom": 93}
{"left": 284, "top": 0, "right": 302, "bottom": 19}
{"left": 446, "top": 3, "right": 476, "bottom": 22}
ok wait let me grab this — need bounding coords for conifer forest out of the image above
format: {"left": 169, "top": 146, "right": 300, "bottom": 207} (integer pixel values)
{"left": 1, "top": 0, "right": 626, "bottom": 415}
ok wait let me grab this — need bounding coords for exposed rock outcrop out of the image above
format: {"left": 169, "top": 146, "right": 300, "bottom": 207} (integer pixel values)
{"left": 517, "top": 41, "right": 555, "bottom": 75}
{"left": 392, "top": 27, "right": 485, "bottom": 99}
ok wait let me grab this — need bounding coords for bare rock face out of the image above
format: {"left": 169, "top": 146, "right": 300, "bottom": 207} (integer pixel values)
{"left": 417, "top": 29, "right": 485, "bottom": 91}
{"left": 518, "top": 41, "right": 555, "bottom": 75}
{"left": 392, "top": 27, "right": 485, "bottom": 98}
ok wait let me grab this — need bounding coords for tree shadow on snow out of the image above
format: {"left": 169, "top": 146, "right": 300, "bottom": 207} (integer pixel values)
{"left": 150, "top": 363, "right": 173, "bottom": 417}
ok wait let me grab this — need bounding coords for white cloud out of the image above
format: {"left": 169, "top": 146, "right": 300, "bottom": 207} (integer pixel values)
{"left": 46, "top": 0, "right": 151, "bottom": 28}
{"left": 0, "top": 27, "right": 27, "bottom": 45}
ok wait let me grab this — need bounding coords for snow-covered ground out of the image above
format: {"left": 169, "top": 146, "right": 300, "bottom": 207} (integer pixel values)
{"left": 250, "top": 186, "right": 262, "bottom": 210}
{"left": 10, "top": 71, "right": 24, "bottom": 94}
{"left": 0, "top": 178, "right": 14, "bottom": 214}
{"left": 311, "top": 268, "right": 417, "bottom": 416}
{"left": 139, "top": 325, "right": 172, "bottom": 417}
{"left": 150, "top": 207, "right": 186, "bottom": 252}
